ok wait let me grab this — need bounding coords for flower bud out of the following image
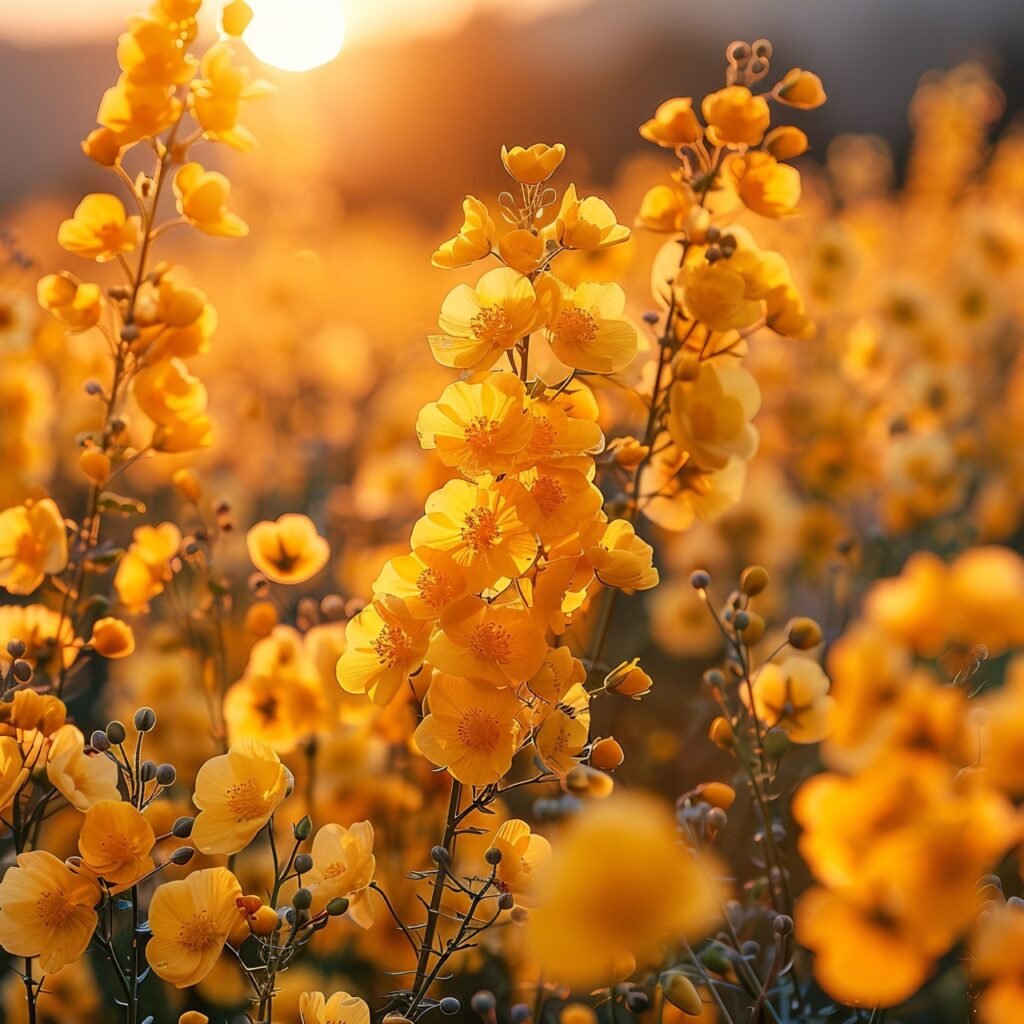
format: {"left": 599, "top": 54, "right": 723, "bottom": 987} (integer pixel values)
{"left": 763, "top": 727, "right": 790, "bottom": 760}
{"left": 737, "top": 611, "right": 766, "bottom": 645}
{"left": 773, "top": 914, "right": 794, "bottom": 936}
{"left": 250, "top": 904, "right": 279, "bottom": 936}
{"left": 90, "top": 730, "right": 111, "bottom": 752}
{"left": 245, "top": 601, "right": 278, "bottom": 639}
{"left": 326, "top": 897, "right": 349, "bottom": 916}
{"left": 134, "top": 707, "right": 157, "bottom": 732}
{"left": 294, "top": 853, "right": 313, "bottom": 875}
{"left": 80, "top": 449, "right": 111, "bottom": 486}
{"left": 169, "top": 846, "right": 195, "bottom": 865}
{"left": 172, "top": 467, "right": 202, "bottom": 503}
{"left": 787, "top": 617, "right": 823, "bottom": 650}
{"left": 696, "top": 781, "right": 736, "bottom": 810}
{"left": 604, "top": 659, "right": 652, "bottom": 699}
{"left": 292, "top": 887, "right": 313, "bottom": 911}
{"left": 690, "top": 570, "right": 711, "bottom": 590}
{"left": 740, "top": 565, "right": 769, "bottom": 596}
{"left": 140, "top": 760, "right": 158, "bottom": 782}
{"left": 5, "top": 640, "right": 26, "bottom": 660}
{"left": 431, "top": 845, "right": 450, "bottom": 865}
{"left": 625, "top": 991, "right": 649, "bottom": 1013}
{"left": 708, "top": 716, "right": 734, "bottom": 750}
{"left": 661, "top": 972, "right": 703, "bottom": 1014}
{"left": 12, "top": 661, "right": 32, "bottom": 683}
{"left": 497, "top": 891, "right": 514, "bottom": 911}
{"left": 439, "top": 998, "right": 461, "bottom": 1016}
{"left": 293, "top": 816, "right": 312, "bottom": 841}
{"left": 171, "top": 816, "right": 195, "bottom": 838}
{"left": 471, "top": 991, "right": 497, "bottom": 1015}
{"left": 590, "top": 737, "right": 624, "bottom": 771}
{"left": 156, "top": 763, "right": 176, "bottom": 786}
{"left": 485, "top": 847, "right": 502, "bottom": 865}
{"left": 105, "top": 720, "right": 127, "bottom": 745}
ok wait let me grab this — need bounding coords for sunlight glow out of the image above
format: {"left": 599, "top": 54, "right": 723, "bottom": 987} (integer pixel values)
{"left": 242, "top": 0, "right": 346, "bottom": 73}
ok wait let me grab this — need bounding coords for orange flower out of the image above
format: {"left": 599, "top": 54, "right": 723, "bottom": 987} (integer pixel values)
{"left": 488, "top": 819, "right": 551, "bottom": 908}
{"left": 246, "top": 513, "right": 330, "bottom": 585}
{"left": 639, "top": 98, "right": 702, "bottom": 148}
{"left": 371, "top": 547, "right": 467, "bottom": 620}
{"left": 305, "top": 822, "right": 376, "bottom": 925}
{"left": 78, "top": 800, "right": 155, "bottom": 886}
{"left": 0, "top": 497, "right": 68, "bottom": 595}
{"left": 500, "top": 143, "right": 566, "bottom": 184}
{"left": 88, "top": 617, "right": 136, "bottom": 659}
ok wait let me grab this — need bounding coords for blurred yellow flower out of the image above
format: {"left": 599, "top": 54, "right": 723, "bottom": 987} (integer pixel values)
{"left": 640, "top": 97, "right": 703, "bottom": 148}
{"left": 88, "top": 616, "right": 136, "bottom": 659}
{"left": 0, "top": 497, "right": 68, "bottom": 595}
{"left": 729, "top": 152, "right": 801, "bottom": 218}
{"left": 246, "top": 512, "right": 330, "bottom": 585}
{"left": 57, "top": 194, "right": 141, "bottom": 262}
{"left": 701, "top": 85, "right": 770, "bottom": 146}
{"left": 173, "top": 162, "right": 248, "bottom": 237}
{"left": 189, "top": 42, "right": 272, "bottom": 152}
{"left": 114, "top": 522, "right": 182, "bottom": 614}
{"left": 498, "top": 228, "right": 545, "bottom": 274}
{"left": 748, "top": 656, "right": 834, "bottom": 743}
{"left": 0, "top": 851, "right": 100, "bottom": 974}
{"left": 191, "top": 739, "right": 291, "bottom": 855}
{"left": 299, "top": 991, "right": 371, "bottom": 1024}
{"left": 680, "top": 262, "right": 762, "bottom": 333}
{"left": 37, "top": 273, "right": 103, "bottom": 331}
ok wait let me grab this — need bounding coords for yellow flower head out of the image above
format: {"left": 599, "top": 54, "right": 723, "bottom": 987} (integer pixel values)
{"left": 0, "top": 689, "right": 67, "bottom": 741}
{"left": 636, "top": 180, "right": 694, "bottom": 233}
{"left": 414, "top": 672, "right": 524, "bottom": 785}
{"left": 223, "top": 666, "right": 326, "bottom": 753}
{"left": 0, "top": 850, "right": 101, "bottom": 975}
{"left": 604, "top": 658, "right": 653, "bottom": 699}
{"left": 775, "top": 67, "right": 827, "bottom": 109}
{"left": 114, "top": 522, "right": 182, "bottom": 614}
{"left": 429, "top": 595, "right": 548, "bottom": 687}
{"left": 88, "top": 617, "right": 136, "bottom": 659}
{"left": 410, "top": 478, "right": 539, "bottom": 592}
{"left": 546, "top": 278, "right": 638, "bottom": 374}
{"left": 191, "top": 739, "right": 291, "bottom": 855}
{"left": 748, "top": 656, "right": 834, "bottom": 744}
{"left": 0, "top": 497, "right": 68, "bottom": 595}
{"left": 96, "top": 75, "right": 181, "bottom": 144}
{"left": 46, "top": 725, "right": 121, "bottom": 811}
{"left": 639, "top": 97, "right": 703, "bottom": 148}
{"left": 701, "top": 85, "right": 770, "bottom": 147}
{"left": 584, "top": 519, "right": 659, "bottom": 591}
{"left": 680, "top": 260, "right": 763, "bottom": 333}
{"left": 117, "top": 13, "right": 197, "bottom": 87}
{"left": 498, "top": 228, "right": 545, "bottom": 275}
{"left": 299, "top": 991, "right": 372, "bottom": 1024}
{"left": 729, "top": 151, "right": 802, "bottom": 218}
{"left": 372, "top": 546, "right": 468, "bottom": 620}
{"left": 500, "top": 143, "right": 566, "bottom": 184}
{"left": 246, "top": 513, "right": 330, "bottom": 585}
{"left": 553, "top": 184, "right": 631, "bottom": 250}
{"left": 146, "top": 867, "right": 244, "bottom": 988}
{"left": 764, "top": 125, "right": 809, "bottom": 161}
{"left": 517, "top": 462, "right": 604, "bottom": 546}
{"left": 189, "top": 42, "right": 273, "bottom": 152}
{"left": 667, "top": 359, "right": 761, "bottom": 471}
{"left": 37, "top": 274, "right": 103, "bottom": 331}
{"left": 306, "top": 821, "right": 376, "bottom": 923}
{"left": 78, "top": 800, "right": 156, "bottom": 886}
{"left": 336, "top": 597, "right": 433, "bottom": 707}
{"left": 57, "top": 193, "right": 141, "bottom": 262}
{"left": 174, "top": 162, "right": 249, "bottom": 237}
{"left": 430, "top": 267, "right": 544, "bottom": 371}
{"left": 432, "top": 196, "right": 495, "bottom": 269}
{"left": 488, "top": 818, "right": 551, "bottom": 908}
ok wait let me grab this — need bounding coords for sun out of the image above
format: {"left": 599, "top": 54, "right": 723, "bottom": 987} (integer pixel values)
{"left": 241, "top": 0, "right": 346, "bottom": 73}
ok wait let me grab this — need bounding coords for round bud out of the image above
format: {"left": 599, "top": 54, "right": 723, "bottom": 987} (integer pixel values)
{"left": 320, "top": 594, "right": 346, "bottom": 621}
{"left": 773, "top": 914, "right": 794, "bottom": 936}
{"left": 134, "top": 707, "right": 157, "bottom": 732}
{"left": 703, "top": 668, "right": 725, "bottom": 690}
{"left": 293, "top": 816, "right": 312, "bottom": 841}
{"left": 733, "top": 610, "right": 750, "bottom": 632}
{"left": 705, "top": 225, "right": 721, "bottom": 242}
{"left": 12, "top": 661, "right": 32, "bottom": 683}
{"left": 431, "top": 845, "right": 450, "bottom": 865}
{"left": 625, "top": 990, "right": 649, "bottom": 1013}
{"left": 90, "top": 730, "right": 111, "bottom": 753}
{"left": 706, "top": 807, "right": 728, "bottom": 831}
{"left": 741, "top": 940, "right": 760, "bottom": 958}
{"left": 84, "top": 379, "right": 104, "bottom": 397}
{"left": 105, "top": 720, "right": 127, "bottom": 745}
{"left": 485, "top": 847, "right": 503, "bottom": 865}
{"left": 689, "top": 570, "right": 711, "bottom": 590}
{"left": 740, "top": 565, "right": 769, "bottom": 596}
{"left": 700, "top": 944, "right": 732, "bottom": 974}
{"left": 737, "top": 611, "right": 766, "bottom": 645}
{"left": 292, "top": 887, "right": 313, "bottom": 911}
{"left": 763, "top": 727, "right": 790, "bottom": 761}
{"left": 171, "top": 816, "right": 195, "bottom": 838}
{"left": 283, "top": 907, "right": 296, "bottom": 926}
{"left": 439, "top": 998, "right": 461, "bottom": 1016}
{"left": 294, "top": 853, "right": 313, "bottom": 875}
{"left": 471, "top": 991, "right": 497, "bottom": 1015}
{"left": 497, "top": 892, "right": 514, "bottom": 911}
{"left": 642, "top": 310, "right": 660, "bottom": 325}
{"left": 787, "top": 616, "right": 823, "bottom": 650}
{"left": 510, "top": 1004, "right": 532, "bottom": 1024}
{"left": 140, "top": 760, "right": 157, "bottom": 782}
{"left": 169, "top": 846, "right": 194, "bottom": 865}
{"left": 662, "top": 972, "right": 702, "bottom": 1014}
{"left": 155, "top": 763, "right": 176, "bottom": 787}
{"left": 326, "top": 897, "right": 349, "bottom": 916}
{"left": 5, "top": 639, "right": 27, "bottom": 660}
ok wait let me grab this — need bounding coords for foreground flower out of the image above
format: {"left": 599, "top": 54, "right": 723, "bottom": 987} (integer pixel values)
{"left": 173, "top": 162, "right": 248, "bottom": 237}
{"left": 306, "top": 822, "right": 376, "bottom": 925}
{"left": 639, "top": 97, "right": 703, "bottom": 148}
{"left": 299, "top": 991, "right": 371, "bottom": 1024}
{"left": 526, "top": 794, "right": 720, "bottom": 986}
{"left": 190, "top": 739, "right": 291, "bottom": 855}
{"left": 546, "top": 280, "right": 638, "bottom": 374}
{"left": 701, "top": 85, "right": 770, "bottom": 146}
{"left": 501, "top": 142, "right": 565, "bottom": 184}
{"left": 46, "top": 725, "right": 121, "bottom": 811}
{"left": 0, "top": 851, "right": 101, "bottom": 974}
{"left": 56, "top": 193, "right": 141, "bottom": 261}
{"left": 0, "top": 497, "right": 68, "bottom": 595}
{"left": 584, "top": 519, "right": 659, "bottom": 590}
{"left": 431, "top": 196, "right": 495, "bottom": 269}
{"left": 488, "top": 819, "right": 551, "bottom": 908}
{"left": 78, "top": 800, "right": 156, "bottom": 886}
{"left": 146, "top": 867, "right": 243, "bottom": 988}
{"left": 246, "top": 513, "right": 330, "bottom": 585}
{"left": 414, "top": 673, "right": 523, "bottom": 785}
{"left": 553, "top": 184, "right": 630, "bottom": 250}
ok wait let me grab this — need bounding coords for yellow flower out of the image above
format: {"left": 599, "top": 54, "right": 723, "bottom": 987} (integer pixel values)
{"left": 639, "top": 98, "right": 702, "bottom": 148}
{"left": 429, "top": 267, "right": 544, "bottom": 371}
{"left": 299, "top": 991, "right": 371, "bottom": 1024}
{"left": 0, "top": 690, "right": 67, "bottom": 741}
{"left": 429, "top": 595, "right": 547, "bottom": 687}
{"left": 410, "top": 479, "right": 539, "bottom": 591}
{"left": 306, "top": 822, "right": 376, "bottom": 925}
{"left": 173, "top": 162, "right": 248, "bottom": 237}
{"left": 500, "top": 143, "right": 566, "bottom": 184}
{"left": 0, "top": 850, "right": 101, "bottom": 974}
{"left": 0, "top": 497, "right": 68, "bottom": 595}
{"left": 88, "top": 617, "right": 136, "bottom": 659}
{"left": 81, "top": 126, "right": 123, "bottom": 166}
{"left": 526, "top": 794, "right": 720, "bottom": 987}
{"left": 553, "top": 184, "right": 630, "bottom": 250}
{"left": 191, "top": 739, "right": 291, "bottom": 855}
{"left": 516, "top": 462, "right": 604, "bottom": 545}
{"left": 223, "top": 668, "right": 325, "bottom": 753}
{"left": 221, "top": 0, "right": 254, "bottom": 36}
{"left": 546, "top": 279, "right": 637, "bottom": 374}
{"left": 521, "top": 395, "right": 604, "bottom": 467}
{"left": 132, "top": 357, "right": 213, "bottom": 452}
{"left": 764, "top": 125, "right": 808, "bottom": 160}
{"left": 432, "top": 196, "right": 495, "bottom": 269}
{"left": 488, "top": 819, "right": 551, "bottom": 908}
{"left": 0, "top": 735, "right": 33, "bottom": 811}
{"left": 414, "top": 673, "right": 523, "bottom": 785}
{"left": 37, "top": 274, "right": 103, "bottom": 331}
{"left": 46, "top": 725, "right": 121, "bottom": 811}
{"left": 680, "top": 261, "right": 763, "bottom": 333}
{"left": 729, "top": 152, "right": 801, "bottom": 218}
{"left": 667, "top": 359, "right": 760, "bottom": 471}
{"left": 57, "top": 194, "right": 141, "bottom": 262}
{"left": 188, "top": 42, "right": 272, "bottom": 152}
{"left": 604, "top": 658, "right": 653, "bottom": 698}
{"left": 78, "top": 800, "right": 155, "bottom": 886}
{"left": 96, "top": 75, "right": 182, "bottom": 144}
{"left": 775, "top": 68, "right": 827, "bottom": 109}
{"left": 636, "top": 180, "right": 693, "bottom": 233}
{"left": 973, "top": 904, "right": 1024, "bottom": 1024}
{"left": 146, "top": 867, "right": 243, "bottom": 988}
{"left": 117, "top": 13, "right": 197, "bottom": 87}
{"left": 701, "top": 85, "right": 770, "bottom": 146}
{"left": 748, "top": 656, "right": 834, "bottom": 743}
{"left": 246, "top": 513, "right": 330, "bottom": 585}
{"left": 372, "top": 547, "right": 467, "bottom": 620}
{"left": 498, "top": 229, "right": 545, "bottom": 274}
{"left": 584, "top": 519, "right": 659, "bottom": 590}
{"left": 534, "top": 685, "right": 590, "bottom": 776}
{"left": 416, "top": 372, "right": 532, "bottom": 477}
{"left": 336, "top": 597, "right": 433, "bottom": 707}
{"left": 114, "top": 522, "right": 181, "bottom": 614}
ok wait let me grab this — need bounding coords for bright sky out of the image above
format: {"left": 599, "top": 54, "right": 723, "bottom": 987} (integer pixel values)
{"left": 0, "top": 0, "right": 584, "bottom": 47}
